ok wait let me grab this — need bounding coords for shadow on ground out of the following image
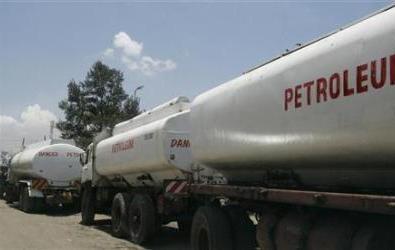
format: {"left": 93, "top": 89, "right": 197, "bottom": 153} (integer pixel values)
{"left": 6, "top": 201, "right": 80, "bottom": 216}
{"left": 5, "top": 200, "right": 190, "bottom": 250}
{"left": 90, "top": 219, "right": 190, "bottom": 250}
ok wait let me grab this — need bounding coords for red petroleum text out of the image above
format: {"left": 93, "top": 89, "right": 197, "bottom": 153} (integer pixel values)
{"left": 38, "top": 152, "right": 58, "bottom": 157}
{"left": 112, "top": 138, "right": 134, "bottom": 153}
{"left": 284, "top": 54, "right": 395, "bottom": 111}
{"left": 170, "top": 139, "right": 190, "bottom": 148}
{"left": 66, "top": 152, "right": 81, "bottom": 157}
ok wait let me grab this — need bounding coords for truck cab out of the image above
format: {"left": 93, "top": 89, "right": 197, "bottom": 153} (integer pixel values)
{"left": 81, "top": 143, "right": 93, "bottom": 184}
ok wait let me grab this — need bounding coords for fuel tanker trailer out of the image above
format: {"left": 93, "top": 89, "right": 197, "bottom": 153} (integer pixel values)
{"left": 81, "top": 5, "right": 395, "bottom": 250}
{"left": 4, "top": 139, "right": 84, "bottom": 212}
{"left": 80, "top": 97, "right": 223, "bottom": 242}
{"left": 186, "top": 5, "right": 395, "bottom": 250}
{"left": 191, "top": 7, "right": 395, "bottom": 191}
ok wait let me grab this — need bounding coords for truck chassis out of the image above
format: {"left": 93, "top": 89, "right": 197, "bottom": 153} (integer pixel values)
{"left": 80, "top": 179, "right": 395, "bottom": 250}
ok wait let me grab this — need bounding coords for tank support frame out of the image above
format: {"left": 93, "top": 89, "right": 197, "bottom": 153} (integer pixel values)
{"left": 188, "top": 184, "right": 395, "bottom": 215}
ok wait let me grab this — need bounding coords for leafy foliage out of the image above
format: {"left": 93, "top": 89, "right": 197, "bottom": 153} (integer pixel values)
{"left": 57, "top": 61, "right": 140, "bottom": 148}
{"left": 1, "top": 151, "right": 11, "bottom": 167}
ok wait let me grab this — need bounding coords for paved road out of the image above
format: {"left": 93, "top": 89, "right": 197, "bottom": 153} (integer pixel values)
{"left": 0, "top": 200, "right": 189, "bottom": 250}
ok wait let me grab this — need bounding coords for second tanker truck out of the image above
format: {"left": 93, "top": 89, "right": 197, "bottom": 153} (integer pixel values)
{"left": 80, "top": 5, "right": 395, "bottom": 250}
{"left": 4, "top": 139, "right": 84, "bottom": 213}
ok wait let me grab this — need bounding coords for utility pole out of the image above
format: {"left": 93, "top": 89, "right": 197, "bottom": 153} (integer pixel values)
{"left": 134, "top": 85, "right": 144, "bottom": 98}
{"left": 50, "top": 121, "right": 55, "bottom": 140}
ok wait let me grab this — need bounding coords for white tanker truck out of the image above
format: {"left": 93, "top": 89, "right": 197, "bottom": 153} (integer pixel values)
{"left": 80, "top": 5, "right": 395, "bottom": 250}
{"left": 4, "top": 139, "right": 84, "bottom": 213}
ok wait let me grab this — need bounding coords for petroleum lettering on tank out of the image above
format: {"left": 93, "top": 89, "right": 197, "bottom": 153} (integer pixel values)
{"left": 112, "top": 138, "right": 134, "bottom": 153}
{"left": 38, "top": 152, "right": 58, "bottom": 157}
{"left": 170, "top": 139, "right": 190, "bottom": 148}
{"left": 284, "top": 53, "right": 395, "bottom": 111}
{"left": 66, "top": 152, "right": 81, "bottom": 157}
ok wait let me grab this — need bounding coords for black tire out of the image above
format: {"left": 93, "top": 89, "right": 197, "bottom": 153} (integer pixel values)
{"left": 0, "top": 180, "right": 5, "bottom": 200}
{"left": 351, "top": 220, "right": 395, "bottom": 250}
{"left": 5, "top": 185, "right": 16, "bottom": 204}
{"left": 256, "top": 211, "right": 279, "bottom": 250}
{"left": 81, "top": 184, "right": 96, "bottom": 225}
{"left": 306, "top": 214, "right": 356, "bottom": 250}
{"left": 191, "top": 206, "right": 233, "bottom": 250}
{"left": 177, "top": 216, "right": 193, "bottom": 234}
{"left": 70, "top": 196, "right": 81, "bottom": 212}
{"left": 274, "top": 211, "right": 313, "bottom": 250}
{"left": 18, "top": 186, "right": 24, "bottom": 210}
{"left": 128, "top": 194, "right": 156, "bottom": 244}
{"left": 21, "top": 186, "right": 35, "bottom": 213}
{"left": 111, "top": 193, "right": 131, "bottom": 238}
{"left": 4, "top": 190, "right": 14, "bottom": 204}
{"left": 34, "top": 198, "right": 45, "bottom": 212}
{"left": 225, "top": 206, "right": 257, "bottom": 250}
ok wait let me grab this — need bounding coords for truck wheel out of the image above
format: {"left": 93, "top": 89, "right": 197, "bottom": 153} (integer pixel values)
{"left": 18, "top": 186, "right": 24, "bottom": 210}
{"left": 225, "top": 206, "right": 256, "bottom": 250}
{"left": 274, "top": 211, "right": 312, "bottom": 250}
{"left": 71, "top": 196, "right": 81, "bottom": 212}
{"left": 4, "top": 188, "right": 14, "bottom": 204}
{"left": 111, "top": 193, "right": 131, "bottom": 238}
{"left": 256, "top": 211, "right": 278, "bottom": 250}
{"left": 351, "top": 220, "right": 395, "bottom": 250}
{"left": 21, "top": 186, "right": 35, "bottom": 213}
{"left": 128, "top": 194, "right": 156, "bottom": 244}
{"left": 177, "top": 217, "right": 192, "bottom": 234}
{"left": 306, "top": 213, "right": 356, "bottom": 250}
{"left": 81, "top": 184, "right": 96, "bottom": 225}
{"left": 34, "top": 198, "right": 45, "bottom": 212}
{"left": 191, "top": 206, "right": 233, "bottom": 250}
{"left": 0, "top": 181, "right": 5, "bottom": 200}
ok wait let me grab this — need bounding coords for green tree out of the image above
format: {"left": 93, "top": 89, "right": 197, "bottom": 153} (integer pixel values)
{"left": 122, "top": 95, "right": 140, "bottom": 120}
{"left": 1, "top": 151, "right": 11, "bottom": 167}
{"left": 57, "top": 61, "right": 140, "bottom": 148}
{"left": 57, "top": 80, "right": 90, "bottom": 147}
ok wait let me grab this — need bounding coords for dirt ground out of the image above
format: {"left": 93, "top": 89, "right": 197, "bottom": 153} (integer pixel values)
{"left": 0, "top": 200, "right": 189, "bottom": 250}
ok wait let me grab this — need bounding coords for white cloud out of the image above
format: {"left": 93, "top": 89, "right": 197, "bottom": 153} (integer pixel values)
{"left": 103, "top": 31, "right": 177, "bottom": 76}
{"left": 122, "top": 55, "right": 177, "bottom": 76}
{"left": 103, "top": 48, "right": 114, "bottom": 57}
{"left": 0, "top": 104, "right": 60, "bottom": 153}
{"left": 113, "top": 32, "right": 143, "bottom": 57}
{"left": 0, "top": 116, "right": 17, "bottom": 126}
{"left": 140, "top": 56, "right": 176, "bottom": 75}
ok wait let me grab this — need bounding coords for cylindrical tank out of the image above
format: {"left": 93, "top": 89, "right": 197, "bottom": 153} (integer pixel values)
{"left": 190, "top": 6, "right": 395, "bottom": 191}
{"left": 95, "top": 98, "right": 192, "bottom": 187}
{"left": 10, "top": 139, "right": 84, "bottom": 187}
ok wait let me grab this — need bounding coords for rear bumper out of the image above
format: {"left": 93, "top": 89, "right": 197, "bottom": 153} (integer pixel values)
{"left": 43, "top": 188, "right": 80, "bottom": 205}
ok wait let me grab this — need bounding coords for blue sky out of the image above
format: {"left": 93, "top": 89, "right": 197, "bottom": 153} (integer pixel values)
{"left": 0, "top": 1, "right": 392, "bottom": 151}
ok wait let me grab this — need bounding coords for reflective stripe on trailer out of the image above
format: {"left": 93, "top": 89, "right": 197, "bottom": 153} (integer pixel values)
{"left": 165, "top": 181, "right": 188, "bottom": 194}
{"left": 31, "top": 179, "right": 48, "bottom": 190}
